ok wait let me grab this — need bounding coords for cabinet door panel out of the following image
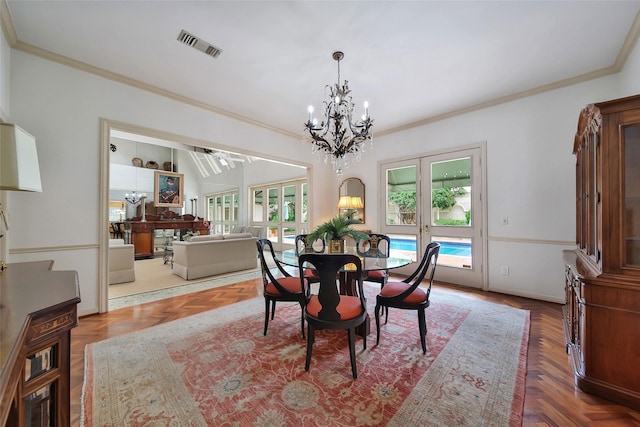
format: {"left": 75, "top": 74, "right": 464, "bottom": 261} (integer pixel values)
{"left": 623, "top": 124, "right": 640, "bottom": 267}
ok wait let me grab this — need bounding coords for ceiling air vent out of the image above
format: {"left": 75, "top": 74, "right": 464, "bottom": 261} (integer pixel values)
{"left": 177, "top": 30, "right": 222, "bottom": 58}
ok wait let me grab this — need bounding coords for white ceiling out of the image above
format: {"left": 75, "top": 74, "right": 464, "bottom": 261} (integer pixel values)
{"left": 5, "top": 1, "right": 640, "bottom": 137}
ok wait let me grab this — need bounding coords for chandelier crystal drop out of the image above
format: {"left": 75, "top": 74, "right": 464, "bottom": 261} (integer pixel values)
{"left": 304, "top": 51, "right": 373, "bottom": 176}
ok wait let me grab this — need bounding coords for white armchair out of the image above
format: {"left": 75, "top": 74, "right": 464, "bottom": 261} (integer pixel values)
{"left": 108, "top": 239, "right": 135, "bottom": 284}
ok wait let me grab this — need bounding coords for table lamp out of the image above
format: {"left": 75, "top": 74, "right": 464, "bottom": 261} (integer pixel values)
{"left": 0, "top": 123, "right": 43, "bottom": 271}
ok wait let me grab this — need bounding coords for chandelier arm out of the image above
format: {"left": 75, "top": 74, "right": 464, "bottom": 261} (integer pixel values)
{"left": 303, "top": 51, "right": 373, "bottom": 175}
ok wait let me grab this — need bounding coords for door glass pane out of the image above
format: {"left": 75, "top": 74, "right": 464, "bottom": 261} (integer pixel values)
{"left": 268, "top": 188, "right": 279, "bottom": 222}
{"left": 267, "top": 226, "right": 279, "bottom": 243}
{"left": 431, "top": 157, "right": 471, "bottom": 227}
{"left": 432, "top": 236, "right": 472, "bottom": 269}
{"left": 223, "top": 195, "right": 231, "bottom": 221}
{"left": 386, "top": 166, "right": 417, "bottom": 225}
{"left": 215, "top": 196, "right": 222, "bottom": 221}
{"left": 283, "top": 226, "right": 296, "bottom": 246}
{"left": 388, "top": 233, "right": 417, "bottom": 262}
{"left": 253, "top": 190, "right": 263, "bottom": 222}
{"left": 590, "top": 133, "right": 599, "bottom": 260}
{"left": 301, "top": 183, "right": 308, "bottom": 225}
{"left": 25, "top": 383, "right": 55, "bottom": 427}
{"left": 207, "top": 196, "right": 214, "bottom": 221}
{"left": 283, "top": 185, "right": 296, "bottom": 222}
{"left": 624, "top": 124, "right": 640, "bottom": 266}
{"left": 580, "top": 147, "right": 587, "bottom": 250}
{"left": 232, "top": 193, "right": 239, "bottom": 221}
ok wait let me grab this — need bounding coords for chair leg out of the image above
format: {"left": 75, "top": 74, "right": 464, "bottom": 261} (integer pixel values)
{"left": 305, "top": 324, "right": 315, "bottom": 372}
{"left": 379, "top": 284, "right": 387, "bottom": 319}
{"left": 263, "top": 298, "right": 270, "bottom": 336}
{"left": 270, "top": 300, "right": 276, "bottom": 320}
{"left": 348, "top": 327, "right": 358, "bottom": 379}
{"left": 362, "top": 322, "right": 367, "bottom": 350}
{"left": 418, "top": 308, "right": 427, "bottom": 354}
{"left": 375, "top": 303, "right": 382, "bottom": 346}
{"left": 299, "top": 302, "right": 306, "bottom": 339}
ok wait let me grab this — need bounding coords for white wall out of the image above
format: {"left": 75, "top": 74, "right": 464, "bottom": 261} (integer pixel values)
{"left": 7, "top": 50, "right": 309, "bottom": 315}
{"left": 0, "top": 22, "right": 9, "bottom": 120}
{"left": 0, "top": 26, "right": 11, "bottom": 264}
{"left": 5, "top": 38, "right": 640, "bottom": 314}
{"left": 619, "top": 38, "right": 640, "bottom": 96}
{"left": 343, "top": 75, "right": 620, "bottom": 302}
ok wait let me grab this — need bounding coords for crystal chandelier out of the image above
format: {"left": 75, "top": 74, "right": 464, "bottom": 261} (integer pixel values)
{"left": 125, "top": 191, "right": 147, "bottom": 222}
{"left": 304, "top": 51, "right": 373, "bottom": 176}
{"left": 124, "top": 191, "right": 144, "bottom": 205}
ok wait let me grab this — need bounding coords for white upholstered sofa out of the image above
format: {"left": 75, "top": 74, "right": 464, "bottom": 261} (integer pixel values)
{"left": 172, "top": 233, "right": 258, "bottom": 280}
{"left": 108, "top": 239, "right": 135, "bottom": 284}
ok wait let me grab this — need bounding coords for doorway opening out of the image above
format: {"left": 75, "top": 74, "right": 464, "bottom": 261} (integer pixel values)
{"left": 101, "top": 120, "right": 309, "bottom": 311}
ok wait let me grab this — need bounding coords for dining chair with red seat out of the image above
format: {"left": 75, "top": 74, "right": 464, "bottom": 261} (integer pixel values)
{"left": 299, "top": 253, "right": 368, "bottom": 379}
{"left": 256, "top": 238, "right": 308, "bottom": 338}
{"left": 374, "top": 241, "right": 440, "bottom": 354}
{"left": 356, "top": 233, "right": 391, "bottom": 287}
{"left": 357, "top": 233, "right": 390, "bottom": 316}
{"left": 294, "top": 234, "right": 325, "bottom": 286}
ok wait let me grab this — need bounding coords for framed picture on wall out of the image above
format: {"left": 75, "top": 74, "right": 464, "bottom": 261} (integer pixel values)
{"left": 154, "top": 171, "right": 184, "bottom": 207}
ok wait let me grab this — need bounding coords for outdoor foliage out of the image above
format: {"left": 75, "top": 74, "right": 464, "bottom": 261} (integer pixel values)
{"left": 388, "top": 190, "right": 416, "bottom": 212}
{"left": 434, "top": 218, "right": 469, "bottom": 226}
{"left": 389, "top": 187, "right": 467, "bottom": 212}
{"left": 432, "top": 187, "right": 466, "bottom": 210}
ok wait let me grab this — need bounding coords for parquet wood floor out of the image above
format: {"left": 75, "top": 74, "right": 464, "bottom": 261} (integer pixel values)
{"left": 70, "top": 278, "right": 640, "bottom": 426}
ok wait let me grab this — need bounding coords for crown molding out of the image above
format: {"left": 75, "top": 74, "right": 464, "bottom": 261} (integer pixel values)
{"left": 0, "top": 1, "right": 17, "bottom": 46}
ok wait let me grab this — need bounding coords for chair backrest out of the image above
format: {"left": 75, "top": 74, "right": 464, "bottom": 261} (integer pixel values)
{"left": 256, "top": 238, "right": 295, "bottom": 292}
{"left": 298, "top": 253, "right": 365, "bottom": 322}
{"left": 356, "top": 233, "right": 390, "bottom": 258}
{"left": 397, "top": 242, "right": 440, "bottom": 300}
{"left": 295, "top": 234, "right": 326, "bottom": 256}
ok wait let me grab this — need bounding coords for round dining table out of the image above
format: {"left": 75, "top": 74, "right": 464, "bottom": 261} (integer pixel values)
{"left": 279, "top": 247, "right": 413, "bottom": 278}
{"left": 278, "top": 247, "right": 412, "bottom": 337}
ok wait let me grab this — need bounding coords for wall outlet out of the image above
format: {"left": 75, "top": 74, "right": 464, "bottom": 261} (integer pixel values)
{"left": 501, "top": 216, "right": 509, "bottom": 225}
{"left": 501, "top": 266, "right": 509, "bottom": 275}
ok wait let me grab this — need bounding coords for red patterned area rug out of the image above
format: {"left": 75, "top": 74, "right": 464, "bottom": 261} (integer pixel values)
{"left": 82, "top": 284, "right": 530, "bottom": 426}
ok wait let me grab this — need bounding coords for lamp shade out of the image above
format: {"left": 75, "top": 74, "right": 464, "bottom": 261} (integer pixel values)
{"left": 0, "top": 123, "right": 42, "bottom": 192}
{"left": 337, "top": 195, "right": 352, "bottom": 209}
{"left": 337, "top": 195, "right": 364, "bottom": 209}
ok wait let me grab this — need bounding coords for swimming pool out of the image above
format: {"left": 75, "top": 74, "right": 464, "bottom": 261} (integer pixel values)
{"left": 390, "top": 238, "right": 471, "bottom": 257}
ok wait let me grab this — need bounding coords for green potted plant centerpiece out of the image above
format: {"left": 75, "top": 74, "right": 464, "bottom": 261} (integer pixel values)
{"left": 308, "top": 209, "right": 369, "bottom": 253}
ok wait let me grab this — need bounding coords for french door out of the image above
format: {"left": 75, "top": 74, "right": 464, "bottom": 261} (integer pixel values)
{"left": 379, "top": 145, "right": 486, "bottom": 289}
{"left": 250, "top": 179, "right": 308, "bottom": 252}
{"left": 206, "top": 190, "right": 239, "bottom": 234}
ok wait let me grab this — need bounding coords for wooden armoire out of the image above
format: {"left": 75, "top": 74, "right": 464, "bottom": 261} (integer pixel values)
{"left": 563, "top": 94, "right": 640, "bottom": 410}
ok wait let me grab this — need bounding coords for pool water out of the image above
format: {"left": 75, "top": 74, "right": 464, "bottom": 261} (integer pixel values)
{"left": 390, "top": 239, "right": 471, "bottom": 257}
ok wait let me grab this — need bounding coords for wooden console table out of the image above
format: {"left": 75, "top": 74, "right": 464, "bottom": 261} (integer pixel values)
{"left": 126, "top": 214, "right": 208, "bottom": 259}
{"left": 0, "top": 261, "right": 80, "bottom": 426}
